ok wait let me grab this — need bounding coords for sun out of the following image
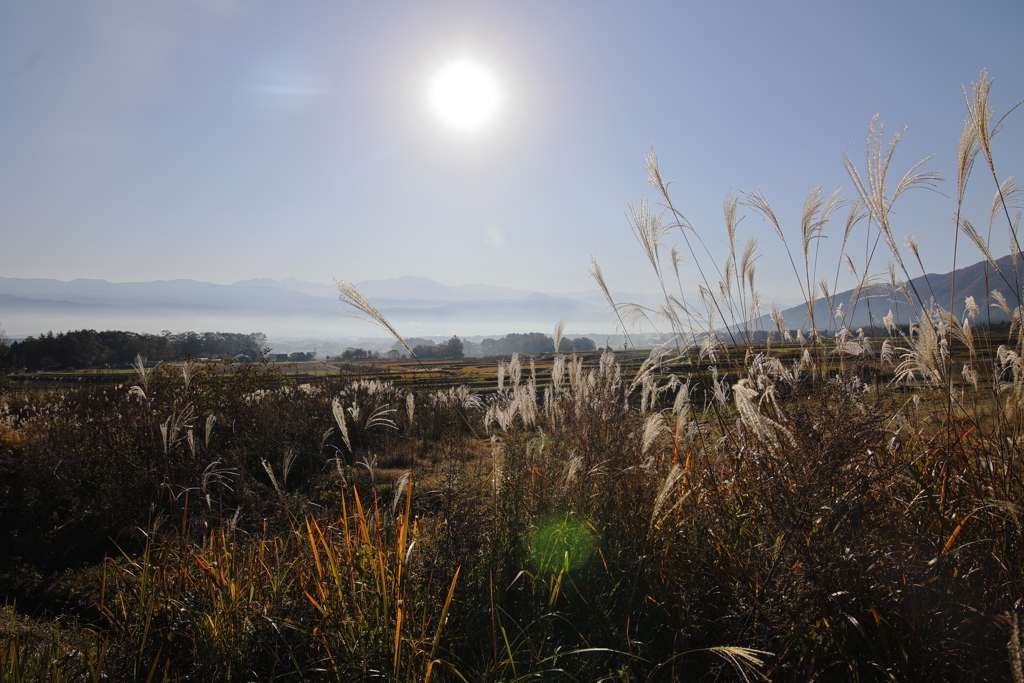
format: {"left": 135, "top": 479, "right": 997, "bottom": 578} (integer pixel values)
{"left": 429, "top": 62, "right": 500, "bottom": 131}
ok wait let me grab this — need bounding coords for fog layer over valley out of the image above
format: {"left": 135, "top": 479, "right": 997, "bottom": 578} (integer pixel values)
{"left": 0, "top": 275, "right": 664, "bottom": 340}
{"left": 3, "top": 253, "right": 1016, "bottom": 349}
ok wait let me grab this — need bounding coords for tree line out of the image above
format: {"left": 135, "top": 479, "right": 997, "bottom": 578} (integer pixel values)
{"left": 471, "top": 332, "right": 595, "bottom": 356}
{"left": 390, "top": 333, "right": 596, "bottom": 358}
{"left": 8, "top": 330, "right": 268, "bottom": 370}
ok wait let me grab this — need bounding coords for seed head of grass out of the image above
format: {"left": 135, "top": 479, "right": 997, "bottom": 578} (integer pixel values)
{"left": 335, "top": 279, "right": 414, "bottom": 356}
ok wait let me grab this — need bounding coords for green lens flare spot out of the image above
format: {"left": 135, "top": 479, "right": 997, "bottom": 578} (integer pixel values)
{"left": 529, "top": 515, "right": 595, "bottom": 575}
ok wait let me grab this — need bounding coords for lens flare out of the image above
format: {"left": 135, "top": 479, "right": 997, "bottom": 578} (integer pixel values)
{"left": 529, "top": 515, "right": 595, "bottom": 575}
{"left": 486, "top": 226, "right": 506, "bottom": 248}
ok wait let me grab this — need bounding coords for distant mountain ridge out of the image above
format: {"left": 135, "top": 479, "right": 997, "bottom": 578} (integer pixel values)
{"left": 232, "top": 278, "right": 339, "bottom": 299}
{"left": 231, "top": 276, "right": 622, "bottom": 304}
{"left": 0, "top": 275, "right": 636, "bottom": 338}
{"left": 4, "top": 256, "right": 1017, "bottom": 340}
{"left": 752, "top": 252, "right": 1024, "bottom": 331}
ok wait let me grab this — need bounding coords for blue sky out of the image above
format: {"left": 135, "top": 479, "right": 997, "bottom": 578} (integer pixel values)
{"left": 2, "top": 0, "right": 1022, "bottom": 301}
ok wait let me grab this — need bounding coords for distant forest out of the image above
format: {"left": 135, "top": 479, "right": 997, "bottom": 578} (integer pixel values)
{"left": 7, "top": 330, "right": 267, "bottom": 370}
{"left": 393, "top": 332, "right": 596, "bottom": 358}
{"left": 472, "top": 332, "right": 595, "bottom": 356}
{"left": 3, "top": 328, "right": 600, "bottom": 370}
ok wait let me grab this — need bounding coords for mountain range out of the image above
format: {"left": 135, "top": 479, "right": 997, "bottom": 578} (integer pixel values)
{"left": 747, "top": 252, "right": 1024, "bottom": 333}
{"left": 0, "top": 275, "right": 641, "bottom": 339}
{"left": 2, "top": 254, "right": 1018, "bottom": 342}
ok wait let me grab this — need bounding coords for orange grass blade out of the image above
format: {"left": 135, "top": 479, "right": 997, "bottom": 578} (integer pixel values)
{"left": 306, "top": 517, "right": 324, "bottom": 578}
{"left": 304, "top": 589, "right": 329, "bottom": 617}
{"left": 939, "top": 509, "right": 979, "bottom": 559}
{"left": 393, "top": 605, "right": 404, "bottom": 677}
{"left": 396, "top": 473, "right": 414, "bottom": 585}
{"left": 425, "top": 566, "right": 461, "bottom": 682}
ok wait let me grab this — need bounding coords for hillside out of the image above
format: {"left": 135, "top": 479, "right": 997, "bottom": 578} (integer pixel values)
{"left": 751, "top": 253, "right": 1024, "bottom": 331}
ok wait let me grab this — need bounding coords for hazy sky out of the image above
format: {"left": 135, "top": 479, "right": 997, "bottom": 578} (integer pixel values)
{"left": 2, "top": 0, "right": 1023, "bottom": 300}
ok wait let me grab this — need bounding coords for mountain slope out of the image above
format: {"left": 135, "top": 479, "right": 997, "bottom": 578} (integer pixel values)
{"left": 756, "top": 253, "right": 1024, "bottom": 331}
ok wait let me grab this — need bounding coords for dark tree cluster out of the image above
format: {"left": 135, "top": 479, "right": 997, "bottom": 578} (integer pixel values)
{"left": 340, "top": 348, "right": 379, "bottom": 361}
{"left": 412, "top": 335, "right": 464, "bottom": 359}
{"left": 162, "top": 331, "right": 268, "bottom": 360}
{"left": 0, "top": 325, "right": 10, "bottom": 377}
{"left": 9, "top": 329, "right": 267, "bottom": 370}
{"left": 472, "top": 332, "right": 595, "bottom": 356}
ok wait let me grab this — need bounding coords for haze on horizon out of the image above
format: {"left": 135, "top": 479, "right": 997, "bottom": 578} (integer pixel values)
{"left": 2, "top": 1, "right": 1023, "bottom": 310}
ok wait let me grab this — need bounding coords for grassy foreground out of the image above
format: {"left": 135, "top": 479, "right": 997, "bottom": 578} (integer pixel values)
{"left": 1, "top": 342, "right": 1022, "bottom": 681}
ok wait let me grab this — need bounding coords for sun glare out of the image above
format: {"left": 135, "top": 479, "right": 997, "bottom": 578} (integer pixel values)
{"left": 429, "top": 62, "right": 500, "bottom": 131}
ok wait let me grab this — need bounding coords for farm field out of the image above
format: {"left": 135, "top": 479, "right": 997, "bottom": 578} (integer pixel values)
{"left": 5, "top": 334, "right": 1011, "bottom": 396}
